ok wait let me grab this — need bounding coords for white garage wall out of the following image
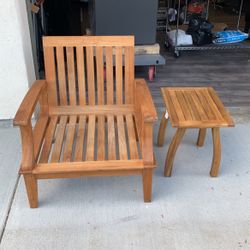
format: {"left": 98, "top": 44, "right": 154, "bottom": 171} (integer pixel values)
{"left": 0, "top": 0, "right": 35, "bottom": 120}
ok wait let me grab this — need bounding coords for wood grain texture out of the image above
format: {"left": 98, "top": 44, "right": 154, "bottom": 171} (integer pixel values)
{"left": 86, "top": 115, "right": 96, "bottom": 161}
{"left": 39, "top": 116, "right": 58, "bottom": 163}
{"left": 56, "top": 47, "right": 67, "bottom": 105}
{"left": 115, "top": 47, "right": 123, "bottom": 104}
{"left": 17, "top": 36, "right": 158, "bottom": 207}
{"left": 43, "top": 47, "right": 57, "bottom": 106}
{"left": 50, "top": 116, "right": 68, "bottom": 163}
{"left": 62, "top": 115, "right": 77, "bottom": 162}
{"left": 157, "top": 112, "right": 168, "bottom": 147}
{"left": 96, "top": 46, "right": 104, "bottom": 105}
{"left": 76, "top": 46, "right": 86, "bottom": 105}
{"left": 86, "top": 46, "right": 95, "bottom": 105}
{"left": 210, "top": 127, "right": 221, "bottom": 177}
{"left": 117, "top": 115, "right": 128, "bottom": 160}
{"left": 164, "top": 128, "right": 186, "bottom": 177}
{"left": 106, "top": 46, "right": 114, "bottom": 104}
{"left": 14, "top": 80, "right": 46, "bottom": 126}
{"left": 107, "top": 115, "right": 116, "bottom": 160}
{"left": 74, "top": 115, "right": 86, "bottom": 161}
{"left": 66, "top": 47, "right": 77, "bottom": 105}
{"left": 161, "top": 87, "right": 235, "bottom": 128}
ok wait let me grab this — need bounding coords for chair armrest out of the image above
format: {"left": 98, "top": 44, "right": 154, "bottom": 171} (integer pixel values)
{"left": 135, "top": 79, "right": 157, "bottom": 166}
{"left": 13, "top": 80, "right": 47, "bottom": 126}
{"left": 135, "top": 78, "right": 158, "bottom": 123}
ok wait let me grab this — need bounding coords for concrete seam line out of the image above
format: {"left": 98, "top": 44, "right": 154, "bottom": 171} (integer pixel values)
{"left": 0, "top": 174, "right": 21, "bottom": 245}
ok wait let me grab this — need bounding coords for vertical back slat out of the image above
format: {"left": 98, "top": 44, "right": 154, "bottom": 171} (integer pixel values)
{"left": 44, "top": 47, "right": 57, "bottom": 106}
{"left": 43, "top": 37, "right": 135, "bottom": 107}
{"left": 76, "top": 47, "right": 86, "bottom": 105}
{"left": 66, "top": 47, "right": 77, "bottom": 105}
{"left": 96, "top": 47, "right": 104, "bottom": 105}
{"left": 115, "top": 47, "right": 123, "bottom": 104}
{"left": 86, "top": 46, "right": 95, "bottom": 105}
{"left": 106, "top": 47, "right": 114, "bottom": 104}
{"left": 125, "top": 46, "right": 134, "bottom": 104}
{"left": 56, "top": 47, "right": 67, "bottom": 105}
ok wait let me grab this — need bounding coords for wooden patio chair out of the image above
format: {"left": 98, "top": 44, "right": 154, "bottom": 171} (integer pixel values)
{"left": 14, "top": 36, "right": 157, "bottom": 208}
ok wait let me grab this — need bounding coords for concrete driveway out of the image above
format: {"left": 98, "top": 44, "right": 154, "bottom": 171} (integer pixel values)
{"left": 0, "top": 120, "right": 250, "bottom": 250}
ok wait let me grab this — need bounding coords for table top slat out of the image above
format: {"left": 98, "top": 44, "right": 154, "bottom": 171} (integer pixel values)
{"left": 161, "top": 87, "right": 234, "bottom": 128}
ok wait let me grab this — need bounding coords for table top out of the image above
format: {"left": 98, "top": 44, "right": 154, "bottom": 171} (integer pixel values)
{"left": 161, "top": 87, "right": 235, "bottom": 128}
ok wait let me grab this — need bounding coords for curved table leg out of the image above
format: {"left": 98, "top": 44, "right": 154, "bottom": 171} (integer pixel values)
{"left": 157, "top": 113, "right": 168, "bottom": 147}
{"left": 197, "top": 128, "right": 207, "bottom": 147}
{"left": 210, "top": 127, "right": 221, "bottom": 177}
{"left": 164, "top": 128, "right": 186, "bottom": 177}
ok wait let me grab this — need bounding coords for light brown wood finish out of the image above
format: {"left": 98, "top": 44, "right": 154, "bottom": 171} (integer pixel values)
{"left": 63, "top": 115, "right": 77, "bottom": 162}
{"left": 210, "top": 128, "right": 221, "bottom": 177}
{"left": 117, "top": 115, "right": 128, "bottom": 160}
{"left": 24, "top": 174, "right": 38, "bottom": 208}
{"left": 160, "top": 87, "right": 234, "bottom": 177}
{"left": 125, "top": 47, "right": 135, "bottom": 104}
{"left": 86, "top": 115, "right": 96, "bottom": 161}
{"left": 56, "top": 47, "right": 67, "bottom": 105}
{"left": 164, "top": 128, "right": 186, "bottom": 177}
{"left": 14, "top": 80, "right": 47, "bottom": 126}
{"left": 39, "top": 116, "right": 58, "bottom": 163}
{"left": 125, "top": 114, "right": 139, "bottom": 159}
{"left": 197, "top": 128, "right": 206, "bottom": 147}
{"left": 107, "top": 115, "right": 116, "bottom": 160}
{"left": 43, "top": 47, "right": 57, "bottom": 106}
{"left": 74, "top": 115, "right": 86, "bottom": 161}
{"left": 96, "top": 47, "right": 104, "bottom": 105}
{"left": 97, "top": 116, "right": 105, "bottom": 160}
{"left": 49, "top": 105, "right": 134, "bottom": 116}
{"left": 142, "top": 169, "right": 153, "bottom": 202}
{"left": 50, "top": 116, "right": 68, "bottom": 163}
{"left": 76, "top": 46, "right": 86, "bottom": 105}
{"left": 106, "top": 46, "right": 114, "bottom": 104}
{"left": 15, "top": 36, "right": 157, "bottom": 207}
{"left": 86, "top": 46, "right": 95, "bottom": 105}
{"left": 162, "top": 87, "right": 234, "bottom": 128}
{"left": 157, "top": 113, "right": 168, "bottom": 147}
{"left": 115, "top": 47, "right": 123, "bottom": 104}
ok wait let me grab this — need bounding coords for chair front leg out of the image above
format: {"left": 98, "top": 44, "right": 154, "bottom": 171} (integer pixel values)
{"left": 19, "top": 123, "right": 38, "bottom": 207}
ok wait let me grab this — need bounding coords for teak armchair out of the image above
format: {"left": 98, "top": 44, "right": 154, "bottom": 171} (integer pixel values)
{"left": 14, "top": 36, "right": 157, "bottom": 208}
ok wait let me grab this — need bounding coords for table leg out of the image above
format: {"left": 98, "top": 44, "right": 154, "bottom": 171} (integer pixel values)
{"left": 197, "top": 128, "right": 206, "bottom": 147}
{"left": 157, "top": 113, "right": 168, "bottom": 147}
{"left": 164, "top": 128, "right": 186, "bottom": 177}
{"left": 210, "top": 127, "right": 221, "bottom": 177}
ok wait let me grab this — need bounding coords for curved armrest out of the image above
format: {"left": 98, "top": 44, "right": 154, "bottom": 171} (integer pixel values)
{"left": 135, "top": 79, "right": 157, "bottom": 166}
{"left": 135, "top": 78, "right": 157, "bottom": 123}
{"left": 14, "top": 80, "right": 47, "bottom": 126}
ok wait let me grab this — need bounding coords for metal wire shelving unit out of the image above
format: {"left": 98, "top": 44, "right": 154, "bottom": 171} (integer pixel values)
{"left": 166, "top": 0, "right": 250, "bottom": 57}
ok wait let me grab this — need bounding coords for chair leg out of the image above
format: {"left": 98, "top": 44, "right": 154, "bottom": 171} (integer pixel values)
{"left": 164, "top": 128, "right": 186, "bottom": 177}
{"left": 197, "top": 128, "right": 206, "bottom": 147}
{"left": 142, "top": 168, "right": 153, "bottom": 202}
{"left": 157, "top": 112, "right": 168, "bottom": 147}
{"left": 24, "top": 174, "right": 38, "bottom": 208}
{"left": 210, "top": 128, "right": 221, "bottom": 177}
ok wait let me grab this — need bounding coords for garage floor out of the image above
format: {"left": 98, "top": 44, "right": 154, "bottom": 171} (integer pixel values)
{"left": 0, "top": 117, "right": 250, "bottom": 249}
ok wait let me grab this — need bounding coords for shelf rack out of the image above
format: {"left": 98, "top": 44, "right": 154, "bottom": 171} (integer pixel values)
{"left": 166, "top": 0, "right": 250, "bottom": 57}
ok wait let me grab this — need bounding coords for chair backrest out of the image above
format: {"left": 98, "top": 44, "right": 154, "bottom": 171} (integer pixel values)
{"left": 43, "top": 36, "right": 135, "bottom": 107}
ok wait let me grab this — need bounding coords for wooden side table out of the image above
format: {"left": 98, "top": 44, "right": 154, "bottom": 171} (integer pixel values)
{"left": 157, "top": 87, "right": 235, "bottom": 177}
